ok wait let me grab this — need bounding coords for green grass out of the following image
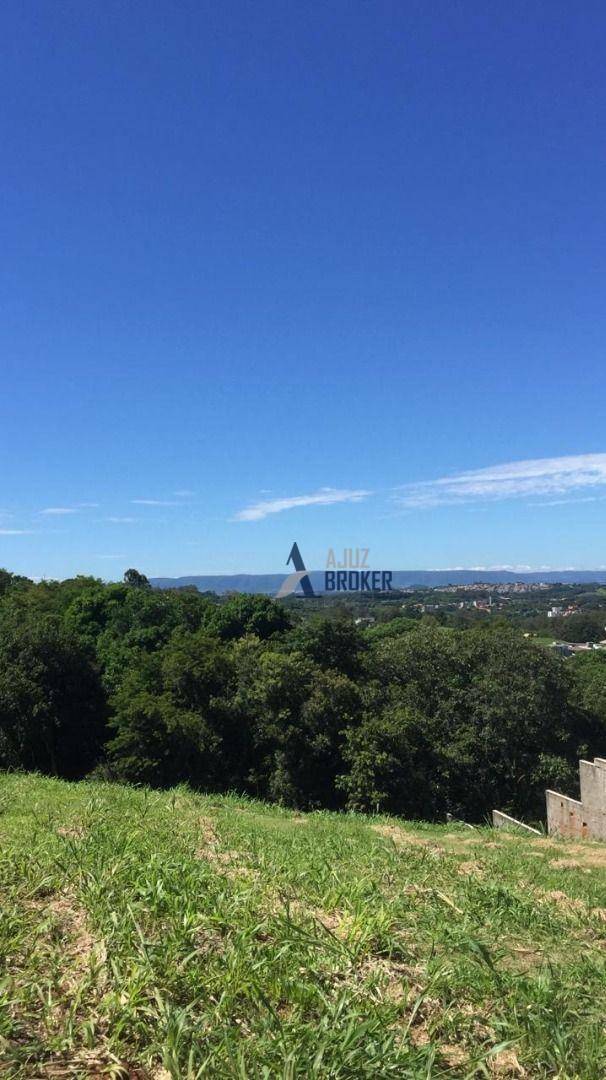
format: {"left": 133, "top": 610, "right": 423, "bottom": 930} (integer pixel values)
{"left": 1, "top": 776, "right": 606, "bottom": 1077}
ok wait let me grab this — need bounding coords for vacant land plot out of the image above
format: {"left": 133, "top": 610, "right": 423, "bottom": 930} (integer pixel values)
{"left": 1, "top": 775, "right": 605, "bottom": 1077}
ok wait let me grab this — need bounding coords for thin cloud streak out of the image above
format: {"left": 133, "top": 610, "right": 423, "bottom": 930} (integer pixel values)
{"left": 0, "top": 529, "right": 33, "bottom": 535}
{"left": 234, "top": 487, "right": 372, "bottom": 522}
{"left": 132, "top": 499, "right": 182, "bottom": 507}
{"left": 430, "top": 564, "right": 536, "bottom": 572}
{"left": 530, "top": 495, "right": 606, "bottom": 507}
{"left": 39, "top": 507, "right": 79, "bottom": 515}
{"left": 396, "top": 453, "right": 606, "bottom": 509}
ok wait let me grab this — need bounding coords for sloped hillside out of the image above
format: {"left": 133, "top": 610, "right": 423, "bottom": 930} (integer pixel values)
{"left": 1, "top": 775, "right": 606, "bottom": 1077}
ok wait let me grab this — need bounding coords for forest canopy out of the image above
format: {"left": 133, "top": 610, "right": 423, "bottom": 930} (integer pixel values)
{"left": 0, "top": 568, "right": 604, "bottom": 822}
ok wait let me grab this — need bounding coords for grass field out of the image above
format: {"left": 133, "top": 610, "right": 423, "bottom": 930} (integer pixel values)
{"left": 1, "top": 776, "right": 606, "bottom": 1078}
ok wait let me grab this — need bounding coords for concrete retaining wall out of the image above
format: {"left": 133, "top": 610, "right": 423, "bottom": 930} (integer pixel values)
{"left": 492, "top": 810, "right": 540, "bottom": 835}
{"left": 546, "top": 791, "right": 587, "bottom": 839}
{"left": 497, "top": 758, "right": 606, "bottom": 842}
{"left": 546, "top": 781, "right": 606, "bottom": 841}
{"left": 579, "top": 759, "right": 606, "bottom": 811}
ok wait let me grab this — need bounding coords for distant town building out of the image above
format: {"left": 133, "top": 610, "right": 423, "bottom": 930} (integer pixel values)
{"left": 549, "top": 640, "right": 606, "bottom": 656}
{"left": 547, "top": 604, "right": 579, "bottom": 618}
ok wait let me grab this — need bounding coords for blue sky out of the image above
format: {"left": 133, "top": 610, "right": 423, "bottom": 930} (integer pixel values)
{"left": 2, "top": 1, "right": 606, "bottom": 579}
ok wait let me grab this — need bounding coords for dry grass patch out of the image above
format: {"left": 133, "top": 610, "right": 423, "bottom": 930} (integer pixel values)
{"left": 23, "top": 1050, "right": 153, "bottom": 1079}
{"left": 19, "top": 890, "right": 99, "bottom": 1006}
{"left": 45, "top": 894, "right": 96, "bottom": 990}
{"left": 194, "top": 815, "right": 259, "bottom": 880}
{"left": 539, "top": 888, "right": 589, "bottom": 915}
{"left": 489, "top": 1047, "right": 526, "bottom": 1076}
{"left": 56, "top": 825, "right": 87, "bottom": 841}
{"left": 457, "top": 859, "right": 484, "bottom": 876}
{"left": 550, "top": 843, "right": 606, "bottom": 869}
{"left": 440, "top": 1042, "right": 469, "bottom": 1068}
{"left": 372, "top": 823, "right": 445, "bottom": 855}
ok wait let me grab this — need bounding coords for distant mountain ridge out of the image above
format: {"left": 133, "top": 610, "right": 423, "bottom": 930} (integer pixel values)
{"left": 150, "top": 569, "right": 606, "bottom": 594}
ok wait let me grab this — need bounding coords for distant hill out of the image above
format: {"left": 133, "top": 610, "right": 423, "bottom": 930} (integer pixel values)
{"left": 150, "top": 569, "right": 606, "bottom": 594}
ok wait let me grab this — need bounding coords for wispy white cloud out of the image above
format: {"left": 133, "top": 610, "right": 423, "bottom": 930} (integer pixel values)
{"left": 0, "top": 529, "right": 33, "bottom": 535}
{"left": 468, "top": 564, "right": 534, "bottom": 572}
{"left": 530, "top": 495, "right": 606, "bottom": 507}
{"left": 106, "top": 516, "right": 137, "bottom": 524}
{"left": 429, "top": 564, "right": 537, "bottom": 572}
{"left": 132, "top": 499, "right": 181, "bottom": 507}
{"left": 234, "top": 487, "right": 372, "bottom": 522}
{"left": 396, "top": 453, "right": 606, "bottom": 509}
{"left": 39, "top": 507, "right": 79, "bottom": 516}
{"left": 39, "top": 503, "right": 99, "bottom": 515}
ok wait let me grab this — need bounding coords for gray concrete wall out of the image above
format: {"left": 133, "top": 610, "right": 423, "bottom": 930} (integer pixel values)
{"left": 546, "top": 790, "right": 587, "bottom": 839}
{"left": 546, "top": 787, "right": 606, "bottom": 841}
{"left": 580, "top": 759, "right": 606, "bottom": 811}
{"left": 492, "top": 810, "right": 540, "bottom": 834}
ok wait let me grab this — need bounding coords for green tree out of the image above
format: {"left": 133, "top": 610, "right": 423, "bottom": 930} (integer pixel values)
{"left": 0, "top": 568, "right": 32, "bottom": 597}
{"left": 553, "top": 612, "right": 606, "bottom": 643}
{"left": 340, "top": 626, "right": 592, "bottom": 821}
{"left": 0, "top": 617, "right": 106, "bottom": 777}
{"left": 287, "top": 616, "right": 366, "bottom": 679}
{"left": 108, "top": 630, "right": 240, "bottom": 789}
{"left": 233, "top": 645, "right": 361, "bottom": 808}
{"left": 339, "top": 705, "right": 440, "bottom": 816}
{"left": 204, "top": 594, "right": 291, "bottom": 642}
{"left": 571, "top": 650, "right": 606, "bottom": 726}
{"left": 124, "top": 568, "right": 151, "bottom": 589}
